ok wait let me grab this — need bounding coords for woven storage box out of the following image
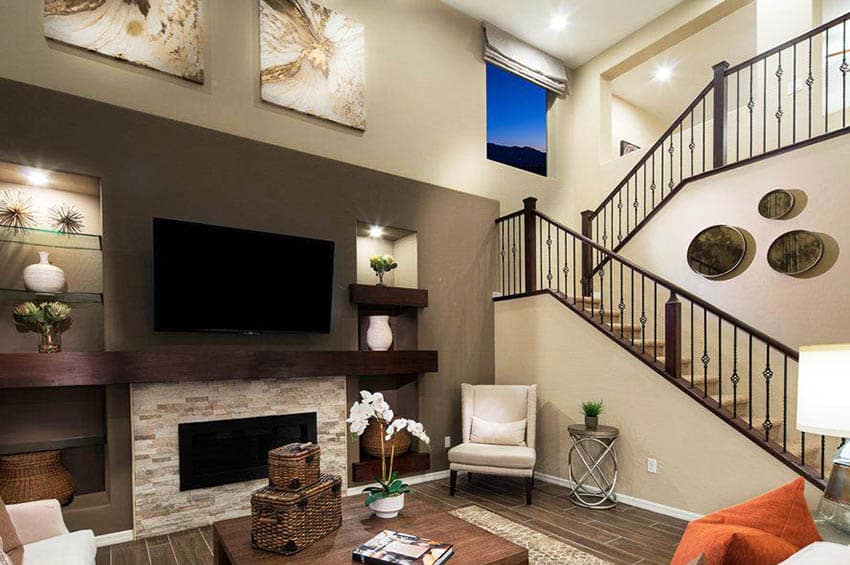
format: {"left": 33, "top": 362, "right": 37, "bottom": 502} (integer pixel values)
{"left": 269, "top": 442, "right": 321, "bottom": 491}
{"left": 251, "top": 473, "right": 342, "bottom": 555}
{"left": 0, "top": 451, "right": 74, "bottom": 506}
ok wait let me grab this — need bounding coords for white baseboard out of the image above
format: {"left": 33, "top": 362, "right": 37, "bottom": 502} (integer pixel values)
{"left": 345, "top": 469, "right": 451, "bottom": 497}
{"left": 95, "top": 529, "right": 134, "bottom": 547}
{"left": 534, "top": 471, "right": 702, "bottom": 522}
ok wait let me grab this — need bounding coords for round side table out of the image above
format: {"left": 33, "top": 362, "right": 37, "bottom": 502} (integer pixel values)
{"left": 567, "top": 424, "right": 619, "bottom": 509}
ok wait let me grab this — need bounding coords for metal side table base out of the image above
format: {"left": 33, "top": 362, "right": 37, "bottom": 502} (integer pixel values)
{"left": 567, "top": 424, "right": 619, "bottom": 510}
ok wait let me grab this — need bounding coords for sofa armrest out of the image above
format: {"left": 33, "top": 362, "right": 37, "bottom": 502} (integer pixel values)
{"left": 6, "top": 500, "right": 69, "bottom": 545}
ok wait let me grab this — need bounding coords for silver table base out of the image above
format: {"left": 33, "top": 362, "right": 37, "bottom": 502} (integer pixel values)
{"left": 567, "top": 424, "right": 619, "bottom": 509}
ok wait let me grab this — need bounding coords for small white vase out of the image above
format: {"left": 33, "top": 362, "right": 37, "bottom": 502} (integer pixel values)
{"left": 369, "top": 493, "right": 405, "bottom": 519}
{"left": 23, "top": 251, "right": 66, "bottom": 293}
{"left": 366, "top": 315, "right": 393, "bottom": 351}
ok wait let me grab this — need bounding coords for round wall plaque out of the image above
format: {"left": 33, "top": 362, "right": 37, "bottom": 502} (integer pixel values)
{"left": 687, "top": 225, "right": 747, "bottom": 279}
{"left": 767, "top": 230, "right": 824, "bottom": 275}
{"left": 758, "top": 189, "right": 795, "bottom": 219}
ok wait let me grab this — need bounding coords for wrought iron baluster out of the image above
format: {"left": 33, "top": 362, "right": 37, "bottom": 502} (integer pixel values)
{"left": 651, "top": 152, "right": 656, "bottom": 208}
{"left": 555, "top": 224, "right": 560, "bottom": 292}
{"left": 500, "top": 220, "right": 505, "bottom": 295}
{"left": 690, "top": 110, "right": 695, "bottom": 175}
{"left": 732, "top": 327, "right": 739, "bottom": 418}
{"left": 808, "top": 37, "right": 814, "bottom": 139}
{"left": 546, "top": 220, "right": 553, "bottom": 289}
{"left": 762, "top": 58, "right": 767, "bottom": 153}
{"left": 718, "top": 317, "right": 722, "bottom": 407}
{"left": 843, "top": 20, "right": 848, "bottom": 128}
{"left": 609, "top": 253, "right": 614, "bottom": 331}
{"left": 826, "top": 29, "right": 830, "bottom": 133}
{"left": 640, "top": 274, "right": 646, "bottom": 354}
{"left": 748, "top": 334, "right": 753, "bottom": 429}
{"left": 690, "top": 301, "right": 694, "bottom": 388}
{"left": 679, "top": 122, "right": 683, "bottom": 186}
{"left": 783, "top": 355, "right": 788, "bottom": 452}
{"left": 702, "top": 308, "right": 709, "bottom": 396}
{"left": 630, "top": 267, "right": 635, "bottom": 346}
{"left": 661, "top": 138, "right": 665, "bottom": 199}
{"left": 642, "top": 166, "right": 647, "bottom": 219}
{"left": 748, "top": 64, "right": 755, "bottom": 157}
{"left": 801, "top": 430, "right": 806, "bottom": 466}
{"left": 626, "top": 178, "right": 630, "bottom": 236}
{"left": 572, "top": 233, "right": 577, "bottom": 303}
{"left": 821, "top": 436, "right": 826, "bottom": 479}
{"left": 617, "top": 188, "right": 623, "bottom": 245}
{"left": 702, "top": 95, "right": 706, "bottom": 171}
{"left": 736, "top": 71, "right": 740, "bottom": 161}
{"left": 776, "top": 51, "right": 783, "bottom": 149}
{"left": 539, "top": 216, "right": 543, "bottom": 290}
{"left": 618, "top": 261, "right": 624, "bottom": 338}
{"left": 511, "top": 217, "right": 517, "bottom": 294}
{"left": 793, "top": 44, "right": 797, "bottom": 143}
{"left": 599, "top": 256, "right": 606, "bottom": 325}
{"left": 653, "top": 281, "right": 658, "bottom": 361}
{"left": 667, "top": 134, "right": 674, "bottom": 196}
{"left": 633, "top": 173, "right": 639, "bottom": 227}
{"left": 763, "top": 344, "right": 773, "bottom": 442}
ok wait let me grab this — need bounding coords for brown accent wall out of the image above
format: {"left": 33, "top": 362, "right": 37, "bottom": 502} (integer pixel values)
{"left": 0, "top": 79, "right": 497, "bottom": 532}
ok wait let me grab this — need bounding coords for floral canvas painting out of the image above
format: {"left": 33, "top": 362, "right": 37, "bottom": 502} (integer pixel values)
{"left": 43, "top": 0, "right": 205, "bottom": 83}
{"left": 260, "top": 0, "right": 365, "bottom": 130}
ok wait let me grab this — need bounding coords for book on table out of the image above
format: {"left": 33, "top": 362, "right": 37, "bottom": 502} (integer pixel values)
{"left": 352, "top": 529, "right": 454, "bottom": 564}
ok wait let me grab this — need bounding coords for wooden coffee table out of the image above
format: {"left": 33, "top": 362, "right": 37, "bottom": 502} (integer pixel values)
{"left": 213, "top": 493, "right": 528, "bottom": 564}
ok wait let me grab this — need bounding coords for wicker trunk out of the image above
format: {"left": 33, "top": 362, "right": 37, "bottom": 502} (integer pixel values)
{"left": 268, "top": 442, "right": 321, "bottom": 491}
{"left": 251, "top": 474, "right": 342, "bottom": 555}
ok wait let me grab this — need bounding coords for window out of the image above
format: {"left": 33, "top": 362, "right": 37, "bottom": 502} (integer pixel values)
{"left": 486, "top": 63, "right": 548, "bottom": 176}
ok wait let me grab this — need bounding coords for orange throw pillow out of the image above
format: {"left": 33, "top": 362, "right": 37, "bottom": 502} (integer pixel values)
{"left": 672, "top": 478, "right": 821, "bottom": 565}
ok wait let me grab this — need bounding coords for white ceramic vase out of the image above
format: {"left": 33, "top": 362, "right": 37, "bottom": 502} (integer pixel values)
{"left": 369, "top": 493, "right": 405, "bottom": 519}
{"left": 366, "top": 315, "right": 393, "bottom": 351}
{"left": 23, "top": 251, "right": 66, "bottom": 293}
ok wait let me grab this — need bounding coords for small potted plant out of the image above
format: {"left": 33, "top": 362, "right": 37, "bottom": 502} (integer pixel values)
{"left": 369, "top": 254, "right": 397, "bottom": 286}
{"left": 347, "top": 391, "right": 430, "bottom": 518}
{"left": 12, "top": 301, "right": 72, "bottom": 353}
{"left": 581, "top": 400, "right": 604, "bottom": 430}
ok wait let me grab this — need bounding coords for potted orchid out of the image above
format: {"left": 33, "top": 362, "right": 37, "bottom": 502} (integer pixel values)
{"left": 347, "top": 391, "right": 430, "bottom": 518}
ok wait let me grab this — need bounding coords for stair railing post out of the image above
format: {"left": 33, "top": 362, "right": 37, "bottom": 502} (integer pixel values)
{"left": 523, "top": 197, "right": 537, "bottom": 293}
{"left": 712, "top": 61, "right": 730, "bottom": 169}
{"left": 580, "top": 210, "right": 594, "bottom": 297}
{"left": 665, "top": 291, "right": 682, "bottom": 379}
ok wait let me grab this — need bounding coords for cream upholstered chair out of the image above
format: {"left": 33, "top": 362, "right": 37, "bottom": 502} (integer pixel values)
{"left": 447, "top": 383, "right": 537, "bottom": 504}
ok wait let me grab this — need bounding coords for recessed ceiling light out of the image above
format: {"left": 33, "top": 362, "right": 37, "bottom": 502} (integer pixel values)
{"left": 653, "top": 65, "right": 673, "bottom": 82}
{"left": 550, "top": 14, "right": 568, "bottom": 31}
{"left": 368, "top": 225, "right": 384, "bottom": 238}
{"left": 26, "top": 169, "right": 50, "bottom": 186}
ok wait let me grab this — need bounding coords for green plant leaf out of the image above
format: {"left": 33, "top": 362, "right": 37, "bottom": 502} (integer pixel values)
{"left": 365, "top": 491, "right": 387, "bottom": 506}
{"left": 361, "top": 486, "right": 383, "bottom": 494}
{"left": 388, "top": 470, "right": 398, "bottom": 483}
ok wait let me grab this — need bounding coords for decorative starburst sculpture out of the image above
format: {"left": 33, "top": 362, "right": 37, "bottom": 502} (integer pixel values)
{"left": 0, "top": 190, "right": 37, "bottom": 232}
{"left": 49, "top": 203, "right": 85, "bottom": 235}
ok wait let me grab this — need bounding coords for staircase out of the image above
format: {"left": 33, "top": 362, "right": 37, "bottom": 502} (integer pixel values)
{"left": 495, "top": 198, "right": 833, "bottom": 489}
{"left": 583, "top": 11, "right": 850, "bottom": 257}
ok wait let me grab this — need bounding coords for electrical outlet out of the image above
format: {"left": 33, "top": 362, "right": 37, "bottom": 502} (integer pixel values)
{"left": 647, "top": 457, "right": 658, "bottom": 474}
{"left": 444, "top": 436, "right": 451, "bottom": 448}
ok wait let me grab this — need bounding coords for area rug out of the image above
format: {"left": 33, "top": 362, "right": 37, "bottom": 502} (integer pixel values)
{"left": 449, "top": 505, "right": 611, "bottom": 565}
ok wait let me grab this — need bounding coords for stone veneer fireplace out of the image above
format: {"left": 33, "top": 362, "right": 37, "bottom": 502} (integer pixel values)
{"left": 131, "top": 377, "right": 346, "bottom": 537}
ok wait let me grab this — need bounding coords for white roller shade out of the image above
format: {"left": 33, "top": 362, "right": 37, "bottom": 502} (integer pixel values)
{"left": 483, "top": 22, "right": 569, "bottom": 96}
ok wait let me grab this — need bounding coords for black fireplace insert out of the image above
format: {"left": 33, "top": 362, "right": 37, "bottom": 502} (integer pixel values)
{"left": 178, "top": 413, "right": 317, "bottom": 491}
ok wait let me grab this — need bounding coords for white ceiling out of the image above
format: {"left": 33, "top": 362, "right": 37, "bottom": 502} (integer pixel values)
{"left": 612, "top": 3, "right": 757, "bottom": 123}
{"left": 440, "top": 0, "right": 688, "bottom": 68}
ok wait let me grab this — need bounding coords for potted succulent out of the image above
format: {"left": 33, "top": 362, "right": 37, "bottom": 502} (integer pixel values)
{"left": 346, "top": 391, "right": 430, "bottom": 518}
{"left": 581, "top": 400, "right": 604, "bottom": 430}
{"left": 369, "top": 254, "right": 398, "bottom": 286}
{"left": 12, "top": 301, "right": 72, "bottom": 353}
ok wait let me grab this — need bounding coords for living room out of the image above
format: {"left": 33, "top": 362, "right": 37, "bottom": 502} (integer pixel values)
{"left": 0, "top": 1, "right": 849, "bottom": 564}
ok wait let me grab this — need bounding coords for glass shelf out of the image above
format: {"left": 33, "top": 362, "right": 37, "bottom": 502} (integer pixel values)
{"left": 0, "top": 288, "right": 103, "bottom": 304}
{"left": 0, "top": 227, "right": 102, "bottom": 251}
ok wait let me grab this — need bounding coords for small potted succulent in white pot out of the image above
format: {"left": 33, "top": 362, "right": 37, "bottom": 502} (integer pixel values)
{"left": 369, "top": 254, "right": 397, "bottom": 286}
{"left": 347, "top": 391, "right": 430, "bottom": 518}
{"left": 581, "top": 400, "right": 604, "bottom": 430}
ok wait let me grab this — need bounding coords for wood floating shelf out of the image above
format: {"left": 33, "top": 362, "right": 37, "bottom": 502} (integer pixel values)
{"left": 0, "top": 435, "right": 106, "bottom": 456}
{"left": 0, "top": 350, "right": 438, "bottom": 389}
{"left": 351, "top": 451, "right": 430, "bottom": 483}
{"left": 349, "top": 284, "right": 428, "bottom": 309}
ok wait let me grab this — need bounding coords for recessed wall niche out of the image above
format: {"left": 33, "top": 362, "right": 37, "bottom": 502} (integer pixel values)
{"left": 355, "top": 222, "right": 418, "bottom": 288}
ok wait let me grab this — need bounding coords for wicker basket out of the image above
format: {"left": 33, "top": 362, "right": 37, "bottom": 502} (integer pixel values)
{"left": 0, "top": 451, "right": 74, "bottom": 506}
{"left": 268, "top": 442, "right": 321, "bottom": 491}
{"left": 361, "top": 421, "right": 411, "bottom": 458}
{"left": 251, "top": 474, "right": 342, "bottom": 555}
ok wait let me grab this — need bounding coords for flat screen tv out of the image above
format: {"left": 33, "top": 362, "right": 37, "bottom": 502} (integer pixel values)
{"left": 153, "top": 218, "right": 334, "bottom": 333}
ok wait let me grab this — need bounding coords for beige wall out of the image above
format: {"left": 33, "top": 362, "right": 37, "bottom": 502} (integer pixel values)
{"left": 393, "top": 233, "right": 419, "bottom": 289}
{"left": 495, "top": 294, "right": 822, "bottom": 515}
{"left": 621, "top": 133, "right": 850, "bottom": 349}
{"left": 610, "top": 95, "right": 666, "bottom": 159}
{"left": 0, "top": 0, "right": 568, "bottom": 215}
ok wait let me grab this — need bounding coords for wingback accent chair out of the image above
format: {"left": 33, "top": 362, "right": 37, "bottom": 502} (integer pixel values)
{"left": 447, "top": 383, "right": 537, "bottom": 504}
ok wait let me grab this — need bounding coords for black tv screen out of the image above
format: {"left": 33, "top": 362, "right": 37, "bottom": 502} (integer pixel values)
{"left": 153, "top": 218, "right": 334, "bottom": 333}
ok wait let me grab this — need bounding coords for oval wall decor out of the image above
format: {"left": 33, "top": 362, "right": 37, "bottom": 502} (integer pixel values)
{"left": 687, "top": 225, "right": 747, "bottom": 279}
{"left": 767, "top": 230, "right": 824, "bottom": 275}
{"left": 758, "top": 189, "right": 796, "bottom": 219}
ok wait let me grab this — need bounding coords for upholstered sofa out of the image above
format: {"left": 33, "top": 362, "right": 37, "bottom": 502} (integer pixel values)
{"left": 2, "top": 499, "right": 96, "bottom": 565}
{"left": 447, "top": 383, "right": 537, "bottom": 504}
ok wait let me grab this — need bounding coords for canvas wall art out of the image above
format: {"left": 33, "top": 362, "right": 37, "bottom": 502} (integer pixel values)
{"left": 260, "top": 0, "right": 365, "bottom": 130}
{"left": 43, "top": 0, "right": 205, "bottom": 84}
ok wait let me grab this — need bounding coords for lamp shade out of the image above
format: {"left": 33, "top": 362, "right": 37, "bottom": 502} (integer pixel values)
{"left": 796, "top": 344, "right": 850, "bottom": 437}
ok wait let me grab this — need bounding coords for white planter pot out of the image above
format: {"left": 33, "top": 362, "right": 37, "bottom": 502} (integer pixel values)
{"left": 23, "top": 251, "right": 66, "bottom": 293}
{"left": 369, "top": 493, "right": 405, "bottom": 519}
{"left": 366, "top": 315, "right": 393, "bottom": 351}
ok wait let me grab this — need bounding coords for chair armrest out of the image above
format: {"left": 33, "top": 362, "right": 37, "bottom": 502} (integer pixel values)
{"left": 7, "top": 500, "right": 69, "bottom": 545}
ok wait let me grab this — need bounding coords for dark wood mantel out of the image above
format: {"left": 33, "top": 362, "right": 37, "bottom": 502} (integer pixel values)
{"left": 0, "top": 350, "right": 438, "bottom": 389}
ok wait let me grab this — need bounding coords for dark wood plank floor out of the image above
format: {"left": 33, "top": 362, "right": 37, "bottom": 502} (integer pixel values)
{"left": 97, "top": 475, "right": 686, "bottom": 564}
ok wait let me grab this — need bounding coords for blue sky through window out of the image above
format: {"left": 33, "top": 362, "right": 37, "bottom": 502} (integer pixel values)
{"left": 486, "top": 64, "right": 547, "bottom": 176}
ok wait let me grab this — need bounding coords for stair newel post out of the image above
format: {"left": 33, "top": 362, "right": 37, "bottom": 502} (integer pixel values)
{"left": 580, "top": 210, "right": 594, "bottom": 297}
{"left": 523, "top": 197, "right": 538, "bottom": 293}
{"left": 664, "top": 291, "right": 682, "bottom": 379}
{"left": 712, "top": 61, "right": 730, "bottom": 169}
